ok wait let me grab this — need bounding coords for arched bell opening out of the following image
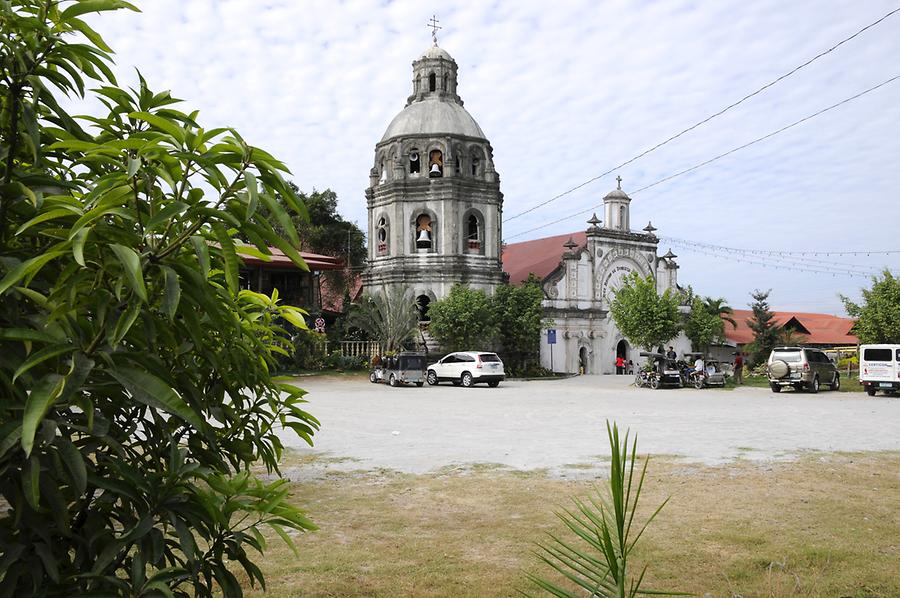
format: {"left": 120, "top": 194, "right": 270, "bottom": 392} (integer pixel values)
{"left": 414, "top": 213, "right": 434, "bottom": 250}
{"left": 409, "top": 148, "right": 420, "bottom": 175}
{"left": 428, "top": 72, "right": 436, "bottom": 92}
{"left": 428, "top": 149, "right": 443, "bottom": 178}
{"left": 375, "top": 215, "right": 389, "bottom": 256}
{"left": 416, "top": 294, "right": 431, "bottom": 322}
{"left": 442, "top": 73, "right": 448, "bottom": 91}
{"left": 464, "top": 211, "right": 483, "bottom": 254}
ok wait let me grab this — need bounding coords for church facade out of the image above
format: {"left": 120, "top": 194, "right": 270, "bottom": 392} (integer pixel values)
{"left": 363, "top": 41, "right": 505, "bottom": 320}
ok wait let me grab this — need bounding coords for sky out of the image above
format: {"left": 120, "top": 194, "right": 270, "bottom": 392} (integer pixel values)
{"left": 80, "top": 0, "right": 900, "bottom": 315}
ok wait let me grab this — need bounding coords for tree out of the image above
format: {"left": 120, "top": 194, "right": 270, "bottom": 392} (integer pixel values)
{"left": 747, "top": 289, "right": 780, "bottom": 366}
{"left": 346, "top": 286, "right": 419, "bottom": 352}
{"left": 703, "top": 296, "right": 736, "bottom": 329}
{"left": 427, "top": 284, "right": 498, "bottom": 353}
{"left": 1, "top": 2, "right": 316, "bottom": 595}
{"left": 492, "top": 275, "right": 545, "bottom": 369}
{"left": 684, "top": 297, "right": 725, "bottom": 353}
{"left": 609, "top": 272, "right": 681, "bottom": 351}
{"left": 842, "top": 269, "right": 900, "bottom": 343}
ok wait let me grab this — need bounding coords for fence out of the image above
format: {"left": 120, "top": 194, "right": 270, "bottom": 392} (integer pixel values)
{"left": 326, "top": 340, "right": 382, "bottom": 360}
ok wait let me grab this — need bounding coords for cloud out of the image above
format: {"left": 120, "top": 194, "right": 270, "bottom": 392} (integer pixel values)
{"left": 78, "top": 0, "right": 900, "bottom": 313}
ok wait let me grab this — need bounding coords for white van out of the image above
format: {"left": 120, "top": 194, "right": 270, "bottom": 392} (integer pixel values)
{"left": 859, "top": 344, "right": 900, "bottom": 396}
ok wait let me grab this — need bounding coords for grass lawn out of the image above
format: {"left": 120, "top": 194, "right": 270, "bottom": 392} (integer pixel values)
{"left": 243, "top": 452, "right": 900, "bottom": 597}
{"left": 730, "top": 374, "right": 865, "bottom": 393}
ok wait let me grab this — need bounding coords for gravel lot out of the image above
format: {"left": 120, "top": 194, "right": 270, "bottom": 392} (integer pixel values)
{"left": 280, "top": 374, "right": 900, "bottom": 475}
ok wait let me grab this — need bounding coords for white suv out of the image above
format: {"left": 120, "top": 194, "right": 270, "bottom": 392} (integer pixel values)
{"left": 426, "top": 352, "right": 505, "bottom": 387}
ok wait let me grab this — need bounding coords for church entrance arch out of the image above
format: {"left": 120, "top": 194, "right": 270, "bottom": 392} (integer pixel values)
{"left": 616, "top": 339, "right": 629, "bottom": 373}
{"left": 579, "top": 346, "right": 588, "bottom": 375}
{"left": 415, "top": 294, "right": 431, "bottom": 322}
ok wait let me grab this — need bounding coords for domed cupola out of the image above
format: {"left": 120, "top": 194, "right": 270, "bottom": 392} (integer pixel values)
{"left": 603, "top": 176, "right": 632, "bottom": 232}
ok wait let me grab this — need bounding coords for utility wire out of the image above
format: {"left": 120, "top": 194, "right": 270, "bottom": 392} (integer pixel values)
{"left": 505, "top": 74, "right": 900, "bottom": 240}
{"left": 503, "top": 6, "right": 900, "bottom": 223}
{"left": 668, "top": 243, "right": 875, "bottom": 278}
{"left": 660, "top": 236, "right": 900, "bottom": 259}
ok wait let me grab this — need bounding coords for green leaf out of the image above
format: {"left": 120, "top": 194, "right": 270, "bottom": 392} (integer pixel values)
{"left": 110, "top": 244, "right": 148, "bottom": 302}
{"left": 73, "top": 227, "right": 89, "bottom": 266}
{"left": 161, "top": 266, "right": 181, "bottom": 320}
{"left": 57, "top": 438, "right": 88, "bottom": 494}
{"left": 61, "top": 0, "right": 140, "bottom": 20}
{"left": 258, "top": 192, "right": 299, "bottom": 247}
{"left": 245, "top": 172, "right": 259, "bottom": 219}
{"left": 128, "top": 111, "right": 185, "bottom": 143}
{"left": 109, "top": 366, "right": 204, "bottom": 431}
{"left": 0, "top": 328, "right": 58, "bottom": 343}
{"left": 127, "top": 156, "right": 141, "bottom": 177}
{"left": 212, "top": 223, "right": 239, "bottom": 296}
{"left": 13, "top": 344, "right": 75, "bottom": 383}
{"left": 15, "top": 208, "right": 78, "bottom": 236}
{"left": 22, "top": 455, "right": 41, "bottom": 510}
{"left": 190, "top": 236, "right": 210, "bottom": 277}
{"left": 145, "top": 201, "right": 188, "bottom": 232}
{"left": 0, "top": 251, "right": 66, "bottom": 295}
{"left": 111, "top": 301, "right": 142, "bottom": 346}
{"left": 22, "top": 374, "right": 66, "bottom": 457}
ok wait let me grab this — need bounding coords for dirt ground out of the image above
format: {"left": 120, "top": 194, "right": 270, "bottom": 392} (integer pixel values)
{"left": 281, "top": 374, "right": 900, "bottom": 476}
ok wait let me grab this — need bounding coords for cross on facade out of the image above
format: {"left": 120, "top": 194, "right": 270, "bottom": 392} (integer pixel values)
{"left": 616, "top": 175, "right": 623, "bottom": 190}
{"left": 428, "top": 15, "right": 441, "bottom": 45}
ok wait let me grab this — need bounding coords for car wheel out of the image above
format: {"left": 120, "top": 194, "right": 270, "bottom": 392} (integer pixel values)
{"left": 389, "top": 374, "right": 397, "bottom": 387}
{"left": 770, "top": 383, "right": 781, "bottom": 393}
{"left": 461, "top": 372, "right": 474, "bottom": 387}
{"left": 488, "top": 380, "right": 500, "bottom": 388}
{"left": 866, "top": 387, "right": 876, "bottom": 396}
{"left": 649, "top": 377, "right": 660, "bottom": 390}
{"left": 426, "top": 370, "right": 438, "bottom": 386}
{"left": 694, "top": 377, "right": 704, "bottom": 390}
{"left": 808, "top": 376, "right": 819, "bottom": 394}
{"left": 369, "top": 372, "right": 377, "bottom": 383}
{"left": 830, "top": 374, "right": 840, "bottom": 391}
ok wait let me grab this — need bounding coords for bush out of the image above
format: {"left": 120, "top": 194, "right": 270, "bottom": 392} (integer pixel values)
{"left": 291, "top": 331, "right": 328, "bottom": 370}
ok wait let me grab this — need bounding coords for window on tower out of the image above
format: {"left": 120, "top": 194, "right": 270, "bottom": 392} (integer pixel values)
{"left": 409, "top": 149, "right": 420, "bottom": 174}
{"left": 429, "top": 72, "right": 436, "bottom": 92}
{"left": 466, "top": 214, "right": 481, "bottom": 252}
{"left": 376, "top": 216, "right": 389, "bottom": 255}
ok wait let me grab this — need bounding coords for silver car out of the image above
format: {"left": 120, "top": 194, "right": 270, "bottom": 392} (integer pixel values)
{"left": 767, "top": 346, "right": 840, "bottom": 393}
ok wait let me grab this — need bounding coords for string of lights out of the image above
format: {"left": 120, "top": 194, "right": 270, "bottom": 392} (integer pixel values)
{"left": 503, "top": 6, "right": 900, "bottom": 223}
{"left": 665, "top": 243, "right": 877, "bottom": 278}
{"left": 660, "top": 238, "right": 889, "bottom": 277}
{"left": 505, "top": 74, "right": 900, "bottom": 240}
{"left": 659, "top": 236, "right": 900, "bottom": 258}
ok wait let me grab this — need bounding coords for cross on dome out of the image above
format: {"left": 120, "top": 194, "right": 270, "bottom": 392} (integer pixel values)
{"left": 616, "top": 175, "right": 623, "bottom": 190}
{"left": 428, "top": 15, "right": 442, "bottom": 45}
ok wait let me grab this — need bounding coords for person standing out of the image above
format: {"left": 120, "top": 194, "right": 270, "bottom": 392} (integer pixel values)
{"left": 733, "top": 353, "right": 744, "bottom": 385}
{"left": 666, "top": 346, "right": 677, "bottom": 361}
{"left": 615, "top": 355, "right": 625, "bottom": 375}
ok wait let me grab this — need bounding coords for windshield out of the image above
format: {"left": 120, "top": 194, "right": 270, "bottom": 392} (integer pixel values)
{"left": 773, "top": 351, "right": 802, "bottom": 363}
{"left": 863, "top": 348, "right": 893, "bottom": 361}
{"left": 480, "top": 353, "right": 501, "bottom": 362}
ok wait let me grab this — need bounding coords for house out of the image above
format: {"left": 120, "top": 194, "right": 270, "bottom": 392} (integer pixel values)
{"left": 239, "top": 246, "right": 344, "bottom": 314}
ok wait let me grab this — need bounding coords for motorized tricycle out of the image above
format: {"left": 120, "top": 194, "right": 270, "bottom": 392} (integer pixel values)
{"left": 635, "top": 352, "right": 684, "bottom": 389}
{"left": 683, "top": 353, "right": 727, "bottom": 389}
{"left": 369, "top": 351, "right": 427, "bottom": 387}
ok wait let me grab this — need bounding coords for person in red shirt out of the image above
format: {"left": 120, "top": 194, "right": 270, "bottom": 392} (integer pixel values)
{"left": 733, "top": 353, "right": 744, "bottom": 384}
{"left": 615, "top": 355, "right": 625, "bottom": 375}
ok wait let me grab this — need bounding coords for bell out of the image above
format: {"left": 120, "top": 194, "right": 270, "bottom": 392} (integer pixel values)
{"left": 416, "top": 229, "right": 431, "bottom": 247}
{"left": 429, "top": 163, "right": 442, "bottom": 177}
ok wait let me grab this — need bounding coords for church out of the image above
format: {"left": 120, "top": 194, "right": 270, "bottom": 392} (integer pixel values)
{"left": 362, "top": 35, "right": 691, "bottom": 374}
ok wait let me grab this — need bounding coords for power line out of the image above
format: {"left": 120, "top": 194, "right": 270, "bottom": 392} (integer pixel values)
{"left": 660, "top": 236, "right": 900, "bottom": 258}
{"left": 503, "top": 6, "right": 900, "bottom": 223}
{"left": 505, "top": 74, "right": 900, "bottom": 240}
{"left": 667, "top": 243, "right": 877, "bottom": 278}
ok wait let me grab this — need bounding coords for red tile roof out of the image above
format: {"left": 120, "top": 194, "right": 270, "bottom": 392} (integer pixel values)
{"left": 503, "top": 231, "right": 586, "bottom": 284}
{"left": 238, "top": 245, "right": 344, "bottom": 271}
{"left": 320, "top": 273, "right": 363, "bottom": 314}
{"left": 725, "top": 309, "right": 857, "bottom": 346}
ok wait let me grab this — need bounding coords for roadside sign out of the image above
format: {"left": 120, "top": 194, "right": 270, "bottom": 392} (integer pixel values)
{"left": 547, "top": 329, "right": 557, "bottom": 345}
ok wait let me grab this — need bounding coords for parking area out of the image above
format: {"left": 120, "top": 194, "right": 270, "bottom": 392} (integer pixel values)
{"left": 280, "top": 374, "right": 900, "bottom": 475}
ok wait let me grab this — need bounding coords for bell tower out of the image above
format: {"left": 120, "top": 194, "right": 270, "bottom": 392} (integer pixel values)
{"left": 363, "top": 24, "right": 505, "bottom": 317}
{"left": 603, "top": 176, "right": 631, "bottom": 231}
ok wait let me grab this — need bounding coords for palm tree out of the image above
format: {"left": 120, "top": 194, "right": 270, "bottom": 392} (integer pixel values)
{"left": 346, "top": 285, "right": 419, "bottom": 353}
{"left": 703, "top": 296, "right": 737, "bottom": 329}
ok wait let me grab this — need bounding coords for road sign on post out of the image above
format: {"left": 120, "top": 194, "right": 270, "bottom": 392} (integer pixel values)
{"left": 547, "top": 329, "right": 557, "bottom": 344}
